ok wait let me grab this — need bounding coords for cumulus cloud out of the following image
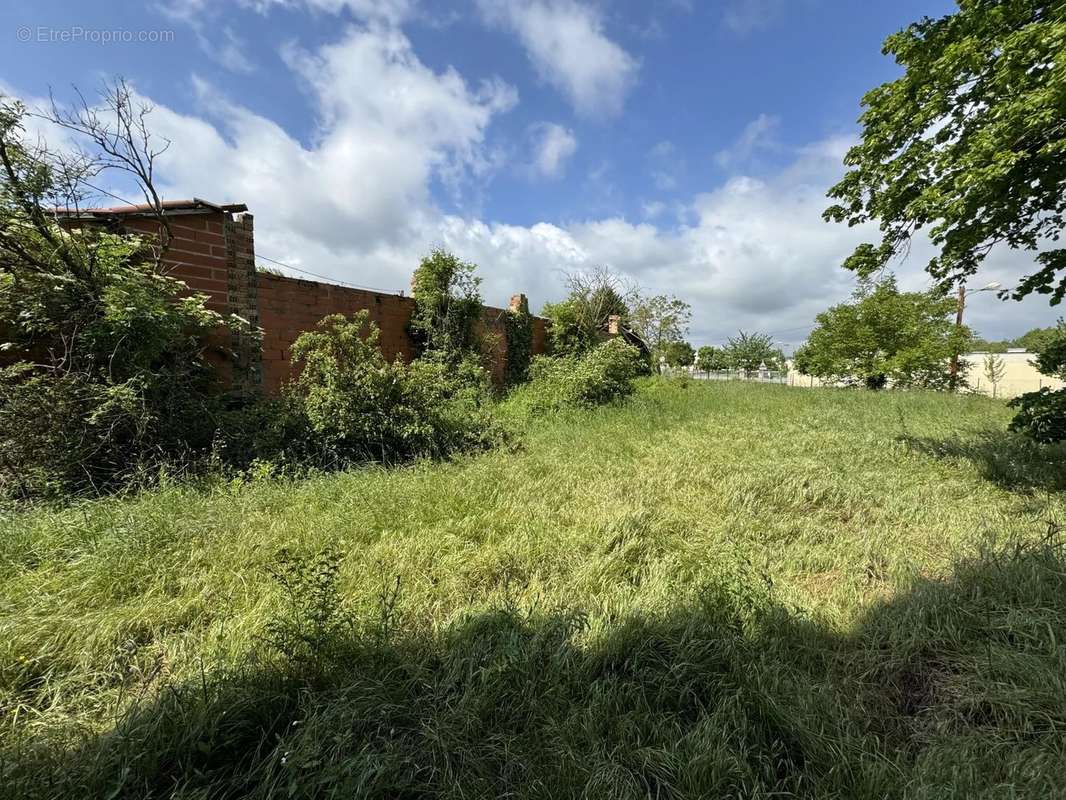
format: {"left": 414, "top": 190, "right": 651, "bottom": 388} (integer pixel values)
{"left": 145, "top": 24, "right": 515, "bottom": 260}
{"left": 526, "top": 122, "right": 577, "bottom": 178}
{"left": 235, "top": 0, "right": 418, "bottom": 24}
{"left": 477, "top": 0, "right": 639, "bottom": 118}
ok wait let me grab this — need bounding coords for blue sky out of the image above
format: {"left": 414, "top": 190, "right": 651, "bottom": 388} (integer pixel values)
{"left": 1, "top": 0, "right": 1057, "bottom": 348}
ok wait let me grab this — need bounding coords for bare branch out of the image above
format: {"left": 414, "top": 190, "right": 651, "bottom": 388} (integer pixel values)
{"left": 36, "top": 78, "right": 173, "bottom": 265}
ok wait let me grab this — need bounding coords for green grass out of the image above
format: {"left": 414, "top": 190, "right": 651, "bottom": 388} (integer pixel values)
{"left": 2, "top": 379, "right": 1066, "bottom": 798}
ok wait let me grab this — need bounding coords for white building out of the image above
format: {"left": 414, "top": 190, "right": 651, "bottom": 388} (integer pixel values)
{"left": 962, "top": 349, "right": 1063, "bottom": 399}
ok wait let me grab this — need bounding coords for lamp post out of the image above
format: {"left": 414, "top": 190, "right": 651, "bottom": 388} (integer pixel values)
{"left": 948, "top": 281, "right": 1001, "bottom": 391}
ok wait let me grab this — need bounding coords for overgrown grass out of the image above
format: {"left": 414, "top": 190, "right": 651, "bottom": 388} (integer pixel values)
{"left": 2, "top": 379, "right": 1065, "bottom": 798}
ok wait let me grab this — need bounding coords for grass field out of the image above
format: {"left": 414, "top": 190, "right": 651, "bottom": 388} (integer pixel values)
{"left": 2, "top": 379, "right": 1066, "bottom": 798}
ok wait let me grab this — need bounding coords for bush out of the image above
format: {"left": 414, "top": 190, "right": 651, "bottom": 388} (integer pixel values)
{"left": 505, "top": 338, "right": 643, "bottom": 416}
{"left": 0, "top": 235, "right": 243, "bottom": 500}
{"left": 0, "top": 96, "right": 255, "bottom": 500}
{"left": 1008, "top": 388, "right": 1066, "bottom": 444}
{"left": 503, "top": 297, "right": 534, "bottom": 386}
{"left": 1009, "top": 319, "right": 1066, "bottom": 442}
{"left": 280, "top": 312, "right": 500, "bottom": 466}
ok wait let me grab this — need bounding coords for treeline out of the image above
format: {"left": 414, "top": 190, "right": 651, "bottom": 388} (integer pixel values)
{"left": 972, "top": 327, "right": 1061, "bottom": 354}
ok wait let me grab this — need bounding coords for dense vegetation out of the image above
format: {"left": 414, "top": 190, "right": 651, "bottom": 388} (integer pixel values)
{"left": 0, "top": 97, "right": 253, "bottom": 500}
{"left": 0, "top": 87, "right": 644, "bottom": 500}
{"left": 2, "top": 380, "right": 1064, "bottom": 798}
{"left": 1008, "top": 319, "right": 1066, "bottom": 442}
{"left": 794, "top": 277, "right": 972, "bottom": 390}
{"left": 501, "top": 338, "right": 644, "bottom": 417}
{"left": 539, "top": 266, "right": 690, "bottom": 368}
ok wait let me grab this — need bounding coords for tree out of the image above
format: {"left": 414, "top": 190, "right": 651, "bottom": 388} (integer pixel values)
{"left": 0, "top": 87, "right": 246, "bottom": 498}
{"left": 724, "top": 331, "right": 784, "bottom": 374}
{"left": 792, "top": 277, "right": 972, "bottom": 390}
{"left": 1016, "top": 324, "right": 1061, "bottom": 354}
{"left": 825, "top": 2, "right": 1066, "bottom": 303}
{"left": 696, "top": 345, "right": 729, "bottom": 372}
{"left": 1009, "top": 320, "right": 1066, "bottom": 441}
{"left": 972, "top": 324, "right": 1061, "bottom": 353}
{"left": 983, "top": 353, "right": 1007, "bottom": 398}
{"left": 542, "top": 266, "right": 636, "bottom": 358}
{"left": 1030, "top": 319, "right": 1066, "bottom": 381}
{"left": 408, "top": 249, "right": 484, "bottom": 365}
{"left": 629, "top": 294, "right": 691, "bottom": 364}
{"left": 661, "top": 341, "right": 695, "bottom": 367}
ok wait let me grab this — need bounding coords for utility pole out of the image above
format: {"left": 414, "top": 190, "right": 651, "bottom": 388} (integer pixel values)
{"left": 948, "top": 281, "right": 1001, "bottom": 392}
{"left": 948, "top": 284, "right": 966, "bottom": 392}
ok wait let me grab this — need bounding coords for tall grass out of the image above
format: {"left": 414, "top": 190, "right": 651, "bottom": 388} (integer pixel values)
{"left": 2, "top": 379, "right": 1064, "bottom": 797}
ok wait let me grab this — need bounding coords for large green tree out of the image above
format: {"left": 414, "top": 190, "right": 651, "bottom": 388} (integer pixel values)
{"left": 661, "top": 340, "right": 695, "bottom": 367}
{"left": 724, "top": 331, "right": 785, "bottom": 373}
{"left": 696, "top": 345, "right": 730, "bottom": 372}
{"left": 793, "top": 278, "right": 973, "bottom": 390}
{"left": 825, "top": 1, "right": 1066, "bottom": 302}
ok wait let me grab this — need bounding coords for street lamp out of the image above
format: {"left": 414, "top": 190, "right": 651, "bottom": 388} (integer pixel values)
{"left": 948, "top": 281, "right": 1002, "bottom": 391}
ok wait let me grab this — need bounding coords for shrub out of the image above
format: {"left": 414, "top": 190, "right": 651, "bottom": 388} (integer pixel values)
{"left": 283, "top": 312, "right": 500, "bottom": 465}
{"left": 0, "top": 236, "right": 244, "bottom": 500}
{"left": 1010, "top": 319, "right": 1066, "bottom": 442}
{"left": 541, "top": 267, "right": 634, "bottom": 358}
{"left": 505, "top": 338, "right": 643, "bottom": 416}
{"left": 0, "top": 97, "right": 249, "bottom": 500}
{"left": 1008, "top": 388, "right": 1066, "bottom": 444}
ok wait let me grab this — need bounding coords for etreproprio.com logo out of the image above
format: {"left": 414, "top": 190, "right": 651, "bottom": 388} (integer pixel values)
{"left": 17, "top": 26, "right": 176, "bottom": 44}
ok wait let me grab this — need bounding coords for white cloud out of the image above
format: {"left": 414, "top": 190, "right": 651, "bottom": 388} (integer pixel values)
{"left": 648, "top": 139, "right": 683, "bottom": 191}
{"left": 25, "top": 19, "right": 1059, "bottom": 347}
{"left": 527, "top": 122, "right": 577, "bottom": 178}
{"left": 157, "top": 1, "right": 256, "bottom": 73}
{"left": 477, "top": 0, "right": 639, "bottom": 118}
{"left": 147, "top": 24, "right": 515, "bottom": 257}
{"left": 235, "top": 0, "right": 417, "bottom": 23}
{"left": 714, "top": 113, "right": 780, "bottom": 168}
{"left": 642, "top": 200, "right": 667, "bottom": 219}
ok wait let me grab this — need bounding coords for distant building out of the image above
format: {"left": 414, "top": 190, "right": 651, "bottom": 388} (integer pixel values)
{"left": 962, "top": 350, "right": 1063, "bottom": 398}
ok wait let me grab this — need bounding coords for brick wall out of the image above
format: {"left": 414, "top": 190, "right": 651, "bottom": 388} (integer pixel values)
{"left": 123, "top": 209, "right": 260, "bottom": 391}
{"left": 256, "top": 273, "right": 418, "bottom": 394}
{"left": 118, "top": 206, "right": 546, "bottom": 394}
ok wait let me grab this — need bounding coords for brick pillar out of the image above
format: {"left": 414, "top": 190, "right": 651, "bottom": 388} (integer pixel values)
{"left": 607, "top": 314, "right": 621, "bottom": 335}
{"left": 223, "top": 212, "right": 261, "bottom": 394}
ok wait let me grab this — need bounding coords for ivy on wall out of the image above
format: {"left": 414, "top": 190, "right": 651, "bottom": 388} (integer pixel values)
{"left": 504, "top": 295, "right": 534, "bottom": 387}
{"left": 408, "top": 249, "right": 484, "bottom": 365}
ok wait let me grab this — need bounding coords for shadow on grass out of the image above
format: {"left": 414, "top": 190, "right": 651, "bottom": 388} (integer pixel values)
{"left": 4, "top": 537, "right": 1066, "bottom": 799}
{"left": 899, "top": 428, "right": 1066, "bottom": 494}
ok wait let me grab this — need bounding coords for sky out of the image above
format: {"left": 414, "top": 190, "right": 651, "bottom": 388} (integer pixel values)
{"left": 1, "top": 0, "right": 1058, "bottom": 350}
